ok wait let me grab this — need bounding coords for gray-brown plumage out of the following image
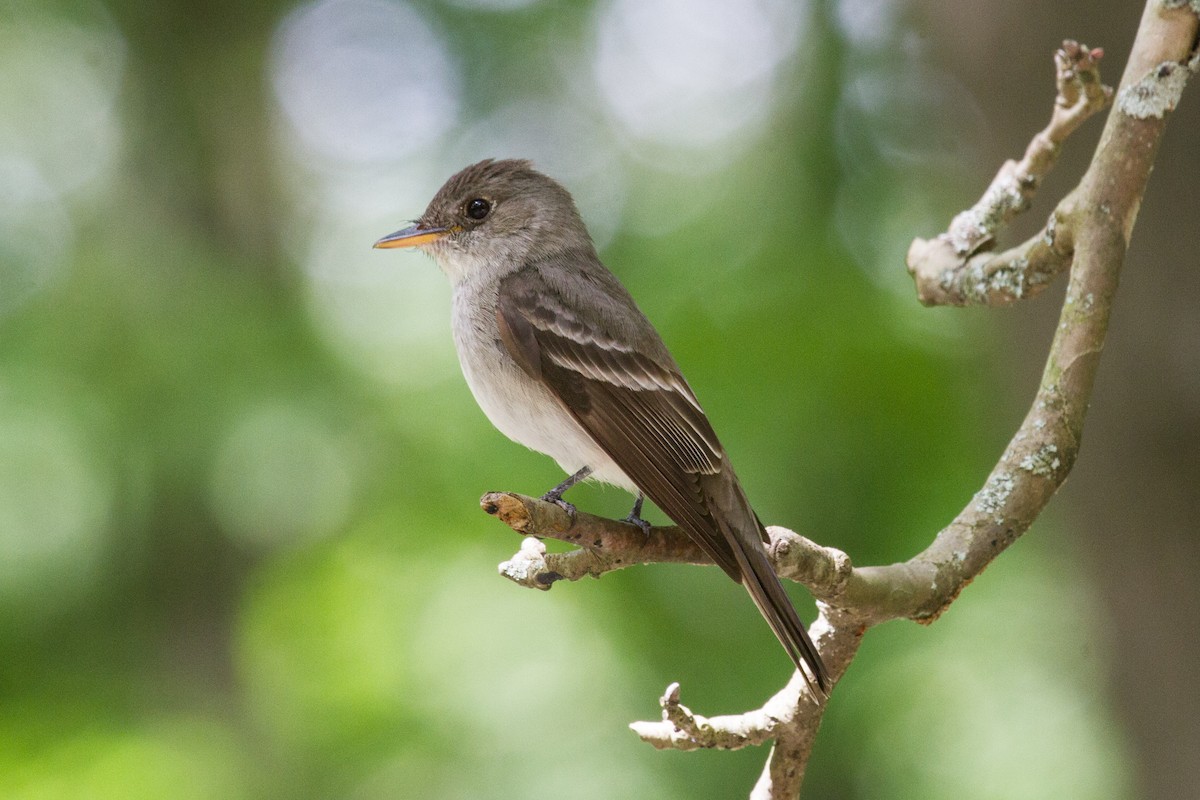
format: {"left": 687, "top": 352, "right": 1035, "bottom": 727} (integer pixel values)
{"left": 375, "top": 159, "right": 829, "bottom": 694}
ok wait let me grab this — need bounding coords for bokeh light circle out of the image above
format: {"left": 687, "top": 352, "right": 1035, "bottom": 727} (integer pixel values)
{"left": 271, "top": 0, "right": 460, "bottom": 164}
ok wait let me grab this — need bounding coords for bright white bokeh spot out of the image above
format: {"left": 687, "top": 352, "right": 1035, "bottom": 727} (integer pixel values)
{"left": 0, "top": 2, "right": 124, "bottom": 315}
{"left": 271, "top": 0, "right": 460, "bottom": 164}
{"left": 210, "top": 403, "right": 356, "bottom": 549}
{"left": 835, "top": 0, "right": 901, "bottom": 47}
{"left": 0, "top": 2, "right": 125, "bottom": 200}
{"left": 0, "top": 400, "right": 112, "bottom": 612}
{"left": 591, "top": 0, "right": 806, "bottom": 162}
{"left": 270, "top": 0, "right": 467, "bottom": 391}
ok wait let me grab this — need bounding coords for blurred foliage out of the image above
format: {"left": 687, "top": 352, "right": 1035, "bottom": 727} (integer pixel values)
{"left": 0, "top": 0, "right": 1133, "bottom": 797}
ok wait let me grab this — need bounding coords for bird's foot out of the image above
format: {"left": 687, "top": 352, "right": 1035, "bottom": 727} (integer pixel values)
{"left": 623, "top": 493, "right": 651, "bottom": 535}
{"left": 540, "top": 466, "right": 592, "bottom": 521}
{"left": 623, "top": 511, "right": 652, "bottom": 535}
{"left": 541, "top": 493, "right": 578, "bottom": 520}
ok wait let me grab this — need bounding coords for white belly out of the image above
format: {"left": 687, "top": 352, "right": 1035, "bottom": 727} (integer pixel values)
{"left": 450, "top": 285, "right": 636, "bottom": 492}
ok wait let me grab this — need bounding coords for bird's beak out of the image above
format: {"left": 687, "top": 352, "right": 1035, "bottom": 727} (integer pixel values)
{"left": 373, "top": 224, "right": 454, "bottom": 249}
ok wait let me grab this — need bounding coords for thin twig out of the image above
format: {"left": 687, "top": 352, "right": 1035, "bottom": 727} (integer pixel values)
{"left": 906, "top": 41, "right": 1113, "bottom": 306}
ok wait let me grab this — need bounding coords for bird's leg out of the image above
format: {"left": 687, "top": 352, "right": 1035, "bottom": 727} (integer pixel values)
{"left": 541, "top": 466, "right": 593, "bottom": 518}
{"left": 623, "top": 493, "right": 652, "bottom": 535}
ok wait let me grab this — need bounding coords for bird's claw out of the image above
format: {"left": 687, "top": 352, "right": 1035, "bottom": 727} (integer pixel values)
{"left": 623, "top": 492, "right": 651, "bottom": 535}
{"left": 623, "top": 511, "right": 652, "bottom": 535}
{"left": 542, "top": 494, "right": 578, "bottom": 520}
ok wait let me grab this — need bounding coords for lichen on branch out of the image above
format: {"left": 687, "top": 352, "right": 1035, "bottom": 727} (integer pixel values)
{"left": 906, "top": 41, "right": 1113, "bottom": 307}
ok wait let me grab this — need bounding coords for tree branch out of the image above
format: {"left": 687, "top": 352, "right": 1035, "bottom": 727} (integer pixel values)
{"left": 625, "top": 608, "right": 865, "bottom": 800}
{"left": 906, "top": 40, "right": 1114, "bottom": 307}
{"left": 486, "top": 491, "right": 861, "bottom": 596}
{"left": 481, "top": 3, "right": 1199, "bottom": 796}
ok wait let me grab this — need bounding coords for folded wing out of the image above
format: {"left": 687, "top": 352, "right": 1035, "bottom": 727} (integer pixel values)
{"left": 496, "top": 262, "right": 829, "bottom": 692}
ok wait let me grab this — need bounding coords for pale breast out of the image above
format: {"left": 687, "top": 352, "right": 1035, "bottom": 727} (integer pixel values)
{"left": 450, "top": 283, "right": 635, "bottom": 491}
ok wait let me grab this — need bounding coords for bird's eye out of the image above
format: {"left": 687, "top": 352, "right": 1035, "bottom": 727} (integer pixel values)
{"left": 465, "top": 198, "right": 491, "bottom": 220}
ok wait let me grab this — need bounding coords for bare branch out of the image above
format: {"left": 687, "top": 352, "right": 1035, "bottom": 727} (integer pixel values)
{"left": 485, "top": 491, "right": 714, "bottom": 588}
{"left": 629, "top": 681, "right": 785, "bottom": 752}
{"left": 628, "top": 608, "right": 865, "bottom": 789}
{"left": 485, "top": 491, "right": 864, "bottom": 596}
{"left": 488, "top": 490, "right": 954, "bottom": 627}
{"left": 907, "top": 41, "right": 1113, "bottom": 306}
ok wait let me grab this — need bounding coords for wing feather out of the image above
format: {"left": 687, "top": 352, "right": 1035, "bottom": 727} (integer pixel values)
{"left": 497, "top": 270, "right": 736, "bottom": 575}
{"left": 495, "top": 263, "right": 829, "bottom": 691}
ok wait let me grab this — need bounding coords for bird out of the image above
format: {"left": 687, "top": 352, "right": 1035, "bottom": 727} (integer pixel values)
{"left": 374, "top": 159, "right": 829, "bottom": 695}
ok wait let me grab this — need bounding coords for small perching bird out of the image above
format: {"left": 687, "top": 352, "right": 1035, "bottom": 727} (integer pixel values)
{"left": 375, "top": 159, "right": 829, "bottom": 695}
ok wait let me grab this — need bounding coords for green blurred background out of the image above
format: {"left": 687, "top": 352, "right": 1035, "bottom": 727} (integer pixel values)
{"left": 1, "top": 0, "right": 1196, "bottom": 797}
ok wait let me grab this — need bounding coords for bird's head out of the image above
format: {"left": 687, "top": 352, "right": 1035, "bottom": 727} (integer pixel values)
{"left": 374, "top": 159, "right": 593, "bottom": 285}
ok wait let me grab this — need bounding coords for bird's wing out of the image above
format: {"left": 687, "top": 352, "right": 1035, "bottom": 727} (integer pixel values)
{"left": 496, "top": 264, "right": 744, "bottom": 580}
{"left": 496, "top": 263, "right": 830, "bottom": 692}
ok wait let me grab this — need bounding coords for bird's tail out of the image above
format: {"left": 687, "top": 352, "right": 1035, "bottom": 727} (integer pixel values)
{"left": 716, "top": 508, "right": 830, "bottom": 697}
